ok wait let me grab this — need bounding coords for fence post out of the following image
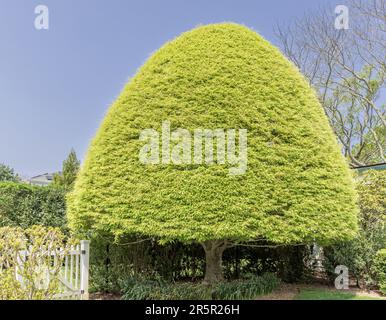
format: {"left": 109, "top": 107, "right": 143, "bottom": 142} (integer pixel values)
{"left": 15, "top": 251, "right": 25, "bottom": 285}
{"left": 80, "top": 240, "right": 90, "bottom": 300}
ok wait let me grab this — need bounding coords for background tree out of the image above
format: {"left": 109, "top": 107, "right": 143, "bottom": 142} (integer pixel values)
{"left": 0, "top": 163, "right": 19, "bottom": 182}
{"left": 53, "top": 149, "right": 80, "bottom": 191}
{"left": 275, "top": 0, "right": 386, "bottom": 166}
{"left": 68, "top": 24, "right": 358, "bottom": 285}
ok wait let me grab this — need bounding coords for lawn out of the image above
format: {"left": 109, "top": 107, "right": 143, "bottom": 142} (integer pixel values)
{"left": 294, "top": 288, "right": 385, "bottom": 300}
{"left": 256, "top": 284, "right": 385, "bottom": 300}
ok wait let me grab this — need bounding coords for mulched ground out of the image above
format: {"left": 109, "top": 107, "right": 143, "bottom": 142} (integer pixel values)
{"left": 89, "top": 292, "right": 122, "bottom": 300}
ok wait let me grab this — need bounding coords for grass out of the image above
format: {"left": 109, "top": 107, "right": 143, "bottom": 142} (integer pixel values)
{"left": 294, "top": 288, "right": 384, "bottom": 300}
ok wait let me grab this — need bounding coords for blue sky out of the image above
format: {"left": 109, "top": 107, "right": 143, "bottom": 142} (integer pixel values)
{"left": 0, "top": 0, "right": 341, "bottom": 176}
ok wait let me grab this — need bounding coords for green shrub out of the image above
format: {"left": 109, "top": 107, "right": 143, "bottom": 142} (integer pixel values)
{"left": 223, "top": 245, "right": 313, "bottom": 283}
{"left": 323, "top": 170, "right": 386, "bottom": 288}
{"left": 373, "top": 249, "right": 386, "bottom": 295}
{"left": 88, "top": 235, "right": 208, "bottom": 293}
{"left": 88, "top": 235, "right": 155, "bottom": 293}
{"left": 121, "top": 273, "right": 280, "bottom": 300}
{"left": 323, "top": 228, "right": 385, "bottom": 287}
{"left": 0, "top": 182, "right": 67, "bottom": 231}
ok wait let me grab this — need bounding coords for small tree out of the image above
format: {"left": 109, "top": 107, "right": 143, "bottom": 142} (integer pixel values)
{"left": 0, "top": 163, "right": 19, "bottom": 182}
{"left": 68, "top": 24, "right": 358, "bottom": 284}
{"left": 53, "top": 149, "right": 80, "bottom": 191}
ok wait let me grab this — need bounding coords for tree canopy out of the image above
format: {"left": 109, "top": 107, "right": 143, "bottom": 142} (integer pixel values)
{"left": 53, "top": 149, "right": 80, "bottom": 191}
{"left": 68, "top": 23, "right": 358, "bottom": 246}
{"left": 275, "top": 0, "right": 386, "bottom": 166}
{"left": 0, "top": 164, "right": 19, "bottom": 182}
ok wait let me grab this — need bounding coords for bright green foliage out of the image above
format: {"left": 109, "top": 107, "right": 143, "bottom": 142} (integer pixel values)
{"left": 53, "top": 149, "right": 80, "bottom": 191}
{"left": 357, "top": 170, "right": 386, "bottom": 227}
{"left": 68, "top": 23, "right": 358, "bottom": 244}
{"left": 374, "top": 249, "right": 386, "bottom": 295}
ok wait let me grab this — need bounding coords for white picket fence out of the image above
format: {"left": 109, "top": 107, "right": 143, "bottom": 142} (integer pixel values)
{"left": 16, "top": 240, "right": 90, "bottom": 300}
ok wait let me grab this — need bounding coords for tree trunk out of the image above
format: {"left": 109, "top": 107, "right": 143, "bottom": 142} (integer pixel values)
{"left": 202, "top": 240, "right": 228, "bottom": 285}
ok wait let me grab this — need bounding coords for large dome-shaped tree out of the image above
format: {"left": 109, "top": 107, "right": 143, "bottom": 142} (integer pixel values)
{"left": 68, "top": 23, "right": 358, "bottom": 284}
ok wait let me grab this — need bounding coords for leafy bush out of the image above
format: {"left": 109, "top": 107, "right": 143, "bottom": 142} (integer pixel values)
{"left": 323, "top": 170, "right": 385, "bottom": 288}
{"left": 373, "top": 249, "right": 386, "bottom": 295}
{"left": 0, "top": 226, "right": 74, "bottom": 300}
{"left": 88, "top": 235, "right": 152, "bottom": 293}
{"left": 121, "top": 273, "right": 280, "bottom": 300}
{"left": 0, "top": 182, "right": 67, "bottom": 231}
{"left": 324, "top": 228, "right": 385, "bottom": 287}
{"left": 223, "top": 245, "right": 313, "bottom": 283}
{"left": 88, "top": 235, "right": 207, "bottom": 293}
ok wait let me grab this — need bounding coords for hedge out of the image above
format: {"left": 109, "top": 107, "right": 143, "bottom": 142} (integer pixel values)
{"left": 0, "top": 182, "right": 67, "bottom": 230}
